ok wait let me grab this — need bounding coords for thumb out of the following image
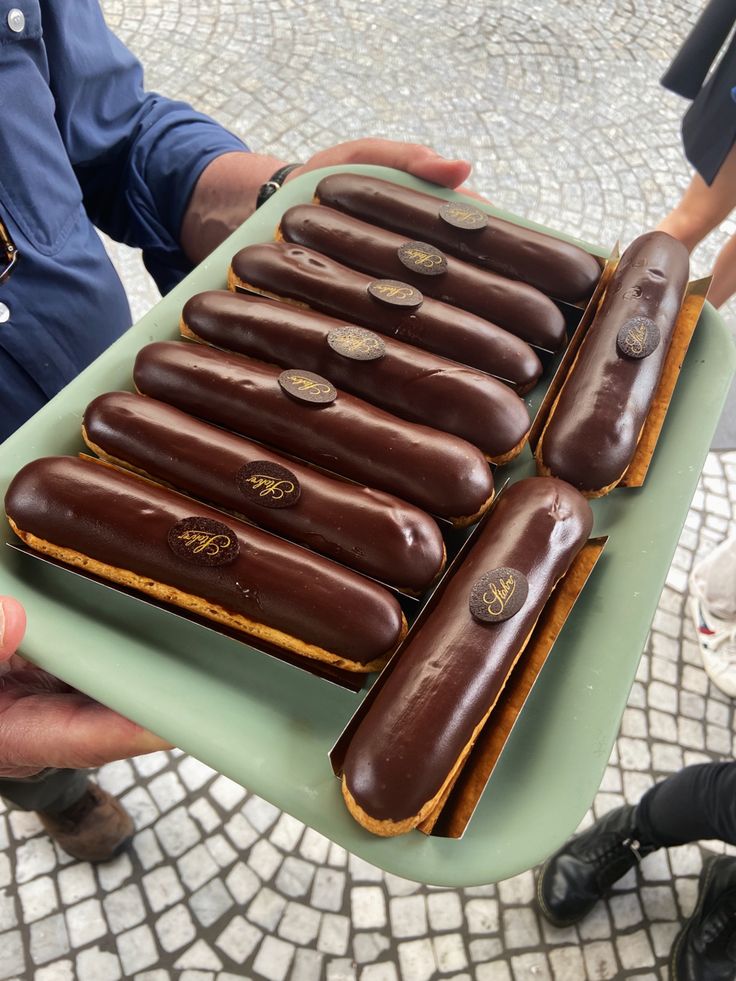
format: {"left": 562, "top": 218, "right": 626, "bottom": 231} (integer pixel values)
{"left": 0, "top": 598, "right": 26, "bottom": 660}
{"left": 0, "top": 692, "right": 172, "bottom": 773}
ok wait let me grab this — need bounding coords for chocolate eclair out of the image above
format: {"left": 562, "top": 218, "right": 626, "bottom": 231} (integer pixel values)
{"left": 536, "top": 231, "right": 690, "bottom": 496}
{"left": 134, "top": 342, "right": 495, "bottom": 526}
{"left": 180, "top": 290, "right": 530, "bottom": 463}
{"left": 228, "top": 242, "right": 542, "bottom": 393}
{"left": 5, "top": 456, "right": 407, "bottom": 672}
{"left": 339, "top": 477, "right": 593, "bottom": 835}
{"left": 278, "top": 204, "right": 567, "bottom": 351}
{"left": 315, "top": 173, "right": 601, "bottom": 304}
{"left": 83, "top": 391, "right": 446, "bottom": 594}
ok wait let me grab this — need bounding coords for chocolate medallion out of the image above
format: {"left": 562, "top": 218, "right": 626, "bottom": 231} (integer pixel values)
{"left": 439, "top": 201, "right": 488, "bottom": 230}
{"left": 327, "top": 326, "right": 386, "bottom": 361}
{"left": 469, "top": 567, "right": 528, "bottom": 623}
{"left": 616, "top": 317, "right": 661, "bottom": 360}
{"left": 236, "top": 461, "right": 301, "bottom": 508}
{"left": 168, "top": 517, "right": 239, "bottom": 566}
{"left": 397, "top": 241, "right": 448, "bottom": 276}
{"left": 278, "top": 369, "right": 337, "bottom": 404}
{"left": 367, "top": 279, "right": 423, "bottom": 308}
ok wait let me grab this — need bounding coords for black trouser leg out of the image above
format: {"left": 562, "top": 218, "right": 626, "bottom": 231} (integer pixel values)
{"left": 0, "top": 769, "right": 89, "bottom": 815}
{"left": 635, "top": 761, "right": 736, "bottom": 848}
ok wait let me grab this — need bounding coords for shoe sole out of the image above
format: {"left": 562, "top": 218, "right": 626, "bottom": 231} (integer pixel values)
{"left": 669, "top": 854, "right": 718, "bottom": 981}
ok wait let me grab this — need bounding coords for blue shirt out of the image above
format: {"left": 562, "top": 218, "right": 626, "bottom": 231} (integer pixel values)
{"left": 0, "top": 0, "right": 247, "bottom": 440}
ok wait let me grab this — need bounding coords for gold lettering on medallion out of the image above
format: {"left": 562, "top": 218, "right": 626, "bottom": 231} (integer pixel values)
{"left": 444, "top": 204, "right": 478, "bottom": 222}
{"left": 403, "top": 247, "right": 443, "bottom": 269}
{"left": 177, "top": 529, "right": 233, "bottom": 557}
{"left": 286, "top": 373, "right": 333, "bottom": 396}
{"left": 339, "top": 334, "right": 375, "bottom": 355}
{"left": 372, "top": 283, "right": 416, "bottom": 301}
{"left": 482, "top": 574, "right": 517, "bottom": 618}
{"left": 622, "top": 322, "right": 647, "bottom": 356}
{"left": 245, "top": 474, "right": 297, "bottom": 501}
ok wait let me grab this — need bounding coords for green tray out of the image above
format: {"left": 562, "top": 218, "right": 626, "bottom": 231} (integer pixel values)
{"left": 1, "top": 166, "right": 733, "bottom": 887}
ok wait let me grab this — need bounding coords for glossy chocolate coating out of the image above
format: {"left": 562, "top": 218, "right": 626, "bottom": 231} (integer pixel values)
{"left": 538, "top": 232, "right": 690, "bottom": 493}
{"left": 84, "top": 392, "right": 445, "bottom": 592}
{"left": 280, "top": 204, "right": 567, "bottom": 351}
{"left": 342, "top": 477, "right": 593, "bottom": 823}
{"left": 229, "top": 242, "right": 542, "bottom": 392}
{"left": 182, "top": 290, "right": 530, "bottom": 460}
{"left": 133, "top": 342, "right": 494, "bottom": 522}
{"left": 315, "top": 173, "right": 601, "bottom": 304}
{"left": 4, "top": 456, "right": 405, "bottom": 664}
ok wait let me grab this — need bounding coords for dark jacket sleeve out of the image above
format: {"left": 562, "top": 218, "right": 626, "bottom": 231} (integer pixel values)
{"left": 40, "top": 0, "right": 248, "bottom": 292}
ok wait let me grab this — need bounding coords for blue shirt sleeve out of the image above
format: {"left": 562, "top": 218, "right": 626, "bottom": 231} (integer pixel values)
{"left": 40, "top": 0, "right": 248, "bottom": 292}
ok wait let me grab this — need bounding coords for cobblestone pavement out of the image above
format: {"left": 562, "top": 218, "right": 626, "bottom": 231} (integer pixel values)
{"left": 2, "top": 1, "right": 735, "bottom": 979}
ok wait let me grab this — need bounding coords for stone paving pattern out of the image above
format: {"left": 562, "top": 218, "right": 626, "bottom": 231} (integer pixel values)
{"left": 2, "top": 1, "right": 735, "bottom": 978}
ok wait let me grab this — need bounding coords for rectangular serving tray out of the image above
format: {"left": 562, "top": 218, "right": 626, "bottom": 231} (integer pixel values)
{"left": 1, "top": 165, "right": 733, "bottom": 886}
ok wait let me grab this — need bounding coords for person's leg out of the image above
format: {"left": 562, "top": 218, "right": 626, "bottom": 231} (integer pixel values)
{"left": 537, "top": 762, "right": 736, "bottom": 926}
{"left": 636, "top": 761, "right": 736, "bottom": 846}
{"left": 638, "top": 765, "right": 736, "bottom": 981}
{"left": 0, "top": 769, "right": 89, "bottom": 814}
{"left": 0, "top": 769, "right": 134, "bottom": 862}
{"left": 689, "top": 535, "right": 736, "bottom": 696}
{"left": 657, "top": 142, "right": 736, "bottom": 252}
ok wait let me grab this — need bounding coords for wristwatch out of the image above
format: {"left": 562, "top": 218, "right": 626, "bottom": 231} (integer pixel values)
{"left": 255, "top": 163, "right": 301, "bottom": 209}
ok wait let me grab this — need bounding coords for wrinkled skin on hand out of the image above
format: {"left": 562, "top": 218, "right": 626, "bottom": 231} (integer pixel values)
{"left": 0, "top": 597, "right": 170, "bottom": 779}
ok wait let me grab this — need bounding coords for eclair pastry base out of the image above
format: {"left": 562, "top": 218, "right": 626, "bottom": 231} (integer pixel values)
{"left": 10, "top": 520, "right": 404, "bottom": 673}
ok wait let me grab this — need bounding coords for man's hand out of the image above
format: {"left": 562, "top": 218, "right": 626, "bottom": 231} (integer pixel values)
{"left": 284, "top": 138, "right": 471, "bottom": 191}
{"left": 0, "top": 597, "right": 170, "bottom": 779}
{"left": 181, "top": 138, "right": 478, "bottom": 264}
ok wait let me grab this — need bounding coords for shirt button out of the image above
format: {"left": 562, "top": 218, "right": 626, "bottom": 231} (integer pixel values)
{"left": 7, "top": 8, "right": 24, "bottom": 32}
{"left": 0, "top": 302, "right": 10, "bottom": 323}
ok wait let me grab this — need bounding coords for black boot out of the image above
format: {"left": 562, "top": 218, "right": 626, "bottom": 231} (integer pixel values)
{"left": 670, "top": 855, "right": 736, "bottom": 981}
{"left": 536, "top": 804, "right": 657, "bottom": 927}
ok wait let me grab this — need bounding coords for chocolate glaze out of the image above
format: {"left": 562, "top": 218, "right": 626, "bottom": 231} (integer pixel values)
{"left": 538, "top": 231, "right": 690, "bottom": 493}
{"left": 341, "top": 477, "right": 593, "bottom": 823}
{"left": 229, "top": 242, "right": 542, "bottom": 393}
{"left": 4, "top": 456, "right": 405, "bottom": 664}
{"left": 279, "top": 204, "right": 567, "bottom": 351}
{"left": 84, "top": 392, "right": 446, "bottom": 592}
{"left": 133, "top": 342, "right": 494, "bottom": 522}
{"left": 315, "top": 174, "right": 602, "bottom": 304}
{"left": 182, "top": 290, "right": 530, "bottom": 461}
